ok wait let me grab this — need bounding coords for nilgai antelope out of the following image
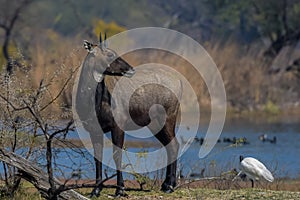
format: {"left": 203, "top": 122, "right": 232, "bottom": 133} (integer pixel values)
{"left": 75, "top": 33, "right": 182, "bottom": 197}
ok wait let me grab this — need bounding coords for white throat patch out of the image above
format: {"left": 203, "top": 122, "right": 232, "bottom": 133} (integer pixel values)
{"left": 93, "top": 71, "right": 104, "bottom": 82}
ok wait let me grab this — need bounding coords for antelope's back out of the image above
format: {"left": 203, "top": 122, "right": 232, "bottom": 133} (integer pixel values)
{"left": 105, "top": 67, "right": 182, "bottom": 119}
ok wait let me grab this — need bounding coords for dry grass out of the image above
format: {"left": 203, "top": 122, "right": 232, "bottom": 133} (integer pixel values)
{"left": 9, "top": 34, "right": 299, "bottom": 116}
{"left": 2, "top": 179, "right": 300, "bottom": 200}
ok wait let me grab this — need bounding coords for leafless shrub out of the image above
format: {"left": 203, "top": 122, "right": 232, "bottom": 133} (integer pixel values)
{"left": 0, "top": 49, "right": 100, "bottom": 199}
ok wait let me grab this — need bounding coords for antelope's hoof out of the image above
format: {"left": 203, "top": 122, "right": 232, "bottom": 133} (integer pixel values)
{"left": 115, "top": 187, "right": 127, "bottom": 197}
{"left": 161, "top": 185, "right": 174, "bottom": 193}
{"left": 90, "top": 187, "right": 101, "bottom": 198}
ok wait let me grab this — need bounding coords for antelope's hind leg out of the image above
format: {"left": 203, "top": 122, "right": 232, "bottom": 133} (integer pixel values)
{"left": 111, "top": 126, "right": 127, "bottom": 197}
{"left": 151, "top": 116, "right": 179, "bottom": 193}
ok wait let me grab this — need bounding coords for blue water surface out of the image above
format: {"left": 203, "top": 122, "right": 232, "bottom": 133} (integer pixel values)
{"left": 1, "top": 117, "right": 300, "bottom": 180}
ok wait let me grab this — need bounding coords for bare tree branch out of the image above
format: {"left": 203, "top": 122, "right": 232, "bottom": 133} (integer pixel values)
{"left": 40, "top": 65, "right": 80, "bottom": 112}
{"left": 0, "top": 149, "right": 90, "bottom": 200}
{"left": 0, "top": 93, "right": 27, "bottom": 111}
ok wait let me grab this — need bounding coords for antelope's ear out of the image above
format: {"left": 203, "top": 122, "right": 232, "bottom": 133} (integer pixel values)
{"left": 84, "top": 40, "right": 97, "bottom": 52}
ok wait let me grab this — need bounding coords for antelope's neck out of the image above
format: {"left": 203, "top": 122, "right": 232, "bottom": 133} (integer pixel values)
{"left": 75, "top": 63, "right": 100, "bottom": 127}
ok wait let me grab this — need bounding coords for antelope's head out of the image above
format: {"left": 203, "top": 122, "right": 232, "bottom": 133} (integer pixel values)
{"left": 83, "top": 33, "right": 135, "bottom": 82}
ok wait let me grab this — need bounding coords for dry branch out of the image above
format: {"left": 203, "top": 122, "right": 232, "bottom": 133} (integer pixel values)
{"left": 0, "top": 149, "right": 89, "bottom": 200}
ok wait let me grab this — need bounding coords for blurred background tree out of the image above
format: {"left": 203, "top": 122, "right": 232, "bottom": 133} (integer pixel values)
{"left": 93, "top": 19, "right": 126, "bottom": 38}
{"left": 1, "top": 1, "right": 300, "bottom": 198}
{"left": 0, "top": 0, "right": 34, "bottom": 73}
{"left": 0, "top": 0, "right": 299, "bottom": 112}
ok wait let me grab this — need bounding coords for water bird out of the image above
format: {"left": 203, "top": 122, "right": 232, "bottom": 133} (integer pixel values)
{"left": 240, "top": 137, "right": 250, "bottom": 145}
{"left": 194, "top": 137, "right": 204, "bottom": 145}
{"left": 259, "top": 134, "right": 277, "bottom": 144}
{"left": 71, "top": 169, "right": 82, "bottom": 179}
{"left": 194, "top": 137, "right": 220, "bottom": 145}
{"left": 233, "top": 155, "right": 274, "bottom": 187}
{"left": 223, "top": 137, "right": 234, "bottom": 143}
{"left": 259, "top": 134, "right": 268, "bottom": 142}
{"left": 188, "top": 168, "right": 205, "bottom": 179}
{"left": 269, "top": 136, "right": 277, "bottom": 144}
{"left": 223, "top": 137, "right": 249, "bottom": 145}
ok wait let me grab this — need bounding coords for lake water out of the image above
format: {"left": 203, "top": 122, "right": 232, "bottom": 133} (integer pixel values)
{"left": 57, "top": 116, "right": 300, "bottom": 180}
{"left": 183, "top": 117, "right": 300, "bottom": 179}
{"left": 1, "top": 116, "right": 300, "bottom": 180}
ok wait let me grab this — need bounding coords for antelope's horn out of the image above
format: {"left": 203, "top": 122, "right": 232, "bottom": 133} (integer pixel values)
{"left": 99, "top": 32, "right": 102, "bottom": 44}
{"left": 104, "top": 32, "right": 107, "bottom": 48}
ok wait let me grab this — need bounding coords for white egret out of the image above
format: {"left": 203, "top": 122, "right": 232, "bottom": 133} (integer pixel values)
{"left": 233, "top": 155, "right": 274, "bottom": 187}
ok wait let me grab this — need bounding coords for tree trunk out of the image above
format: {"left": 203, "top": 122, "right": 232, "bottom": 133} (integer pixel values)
{"left": 0, "top": 149, "right": 89, "bottom": 200}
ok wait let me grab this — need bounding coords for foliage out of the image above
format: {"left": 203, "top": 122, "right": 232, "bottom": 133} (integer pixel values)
{"left": 0, "top": 42, "right": 24, "bottom": 71}
{"left": 0, "top": 0, "right": 299, "bottom": 115}
{"left": 0, "top": 50, "right": 93, "bottom": 199}
{"left": 2, "top": 0, "right": 300, "bottom": 43}
{"left": 93, "top": 19, "right": 126, "bottom": 37}
{"left": 1, "top": 2, "right": 299, "bottom": 199}
{"left": 263, "top": 100, "right": 280, "bottom": 115}
{"left": 200, "top": 0, "right": 300, "bottom": 43}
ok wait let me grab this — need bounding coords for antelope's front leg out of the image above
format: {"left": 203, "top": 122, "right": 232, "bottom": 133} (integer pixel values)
{"left": 90, "top": 133, "right": 104, "bottom": 197}
{"left": 111, "top": 126, "right": 127, "bottom": 197}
